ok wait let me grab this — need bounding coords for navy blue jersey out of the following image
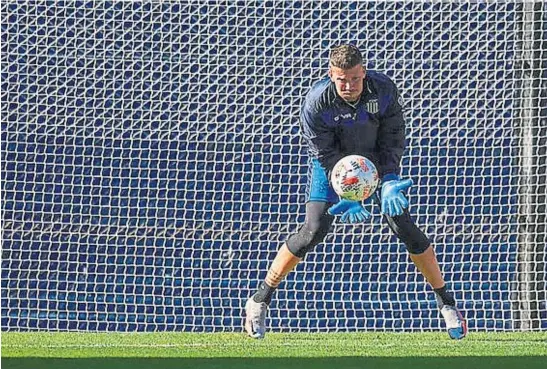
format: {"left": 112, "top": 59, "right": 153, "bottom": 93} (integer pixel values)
{"left": 300, "top": 70, "right": 406, "bottom": 180}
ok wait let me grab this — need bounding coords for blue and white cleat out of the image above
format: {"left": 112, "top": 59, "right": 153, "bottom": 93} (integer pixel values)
{"left": 244, "top": 297, "right": 268, "bottom": 339}
{"left": 440, "top": 305, "right": 468, "bottom": 340}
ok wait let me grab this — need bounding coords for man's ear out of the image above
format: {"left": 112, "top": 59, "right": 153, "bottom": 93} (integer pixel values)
{"left": 328, "top": 68, "right": 333, "bottom": 80}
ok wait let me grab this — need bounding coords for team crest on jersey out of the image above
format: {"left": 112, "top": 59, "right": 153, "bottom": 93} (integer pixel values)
{"left": 366, "top": 99, "right": 379, "bottom": 114}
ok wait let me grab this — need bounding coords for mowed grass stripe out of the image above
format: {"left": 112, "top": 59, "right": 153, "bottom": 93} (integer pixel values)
{"left": 2, "top": 332, "right": 546, "bottom": 358}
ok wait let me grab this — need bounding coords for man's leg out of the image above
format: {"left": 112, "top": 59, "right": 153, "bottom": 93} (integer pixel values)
{"left": 407, "top": 244, "right": 468, "bottom": 339}
{"left": 408, "top": 246, "right": 443, "bottom": 288}
{"left": 245, "top": 159, "right": 337, "bottom": 338}
{"left": 381, "top": 203, "right": 468, "bottom": 339}
{"left": 245, "top": 201, "right": 334, "bottom": 338}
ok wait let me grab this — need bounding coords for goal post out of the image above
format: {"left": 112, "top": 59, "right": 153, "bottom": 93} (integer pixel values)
{"left": 2, "top": 1, "right": 546, "bottom": 332}
{"left": 514, "top": 1, "right": 546, "bottom": 331}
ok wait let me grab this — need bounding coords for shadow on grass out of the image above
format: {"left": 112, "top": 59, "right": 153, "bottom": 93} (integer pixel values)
{"left": 3, "top": 357, "right": 547, "bottom": 369}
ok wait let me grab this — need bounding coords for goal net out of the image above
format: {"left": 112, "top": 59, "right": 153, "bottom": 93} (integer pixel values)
{"left": 2, "top": 1, "right": 545, "bottom": 332}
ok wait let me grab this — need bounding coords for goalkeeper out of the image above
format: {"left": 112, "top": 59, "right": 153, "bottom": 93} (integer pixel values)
{"left": 245, "top": 44, "right": 467, "bottom": 340}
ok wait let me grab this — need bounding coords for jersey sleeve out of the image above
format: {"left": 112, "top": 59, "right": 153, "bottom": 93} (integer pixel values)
{"left": 376, "top": 82, "right": 406, "bottom": 179}
{"left": 300, "top": 102, "right": 343, "bottom": 175}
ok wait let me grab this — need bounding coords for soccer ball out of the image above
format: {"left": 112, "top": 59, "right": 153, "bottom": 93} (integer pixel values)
{"left": 331, "top": 155, "right": 379, "bottom": 201}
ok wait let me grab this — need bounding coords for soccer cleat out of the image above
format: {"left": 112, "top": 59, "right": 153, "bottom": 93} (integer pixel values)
{"left": 440, "top": 305, "right": 468, "bottom": 340}
{"left": 244, "top": 297, "right": 268, "bottom": 339}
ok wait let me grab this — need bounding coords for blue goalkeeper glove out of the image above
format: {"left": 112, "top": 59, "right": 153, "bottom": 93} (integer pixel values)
{"left": 328, "top": 199, "right": 371, "bottom": 224}
{"left": 381, "top": 178, "right": 414, "bottom": 217}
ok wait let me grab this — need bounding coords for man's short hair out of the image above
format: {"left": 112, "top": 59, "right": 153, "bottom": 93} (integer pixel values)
{"left": 329, "top": 44, "right": 363, "bottom": 69}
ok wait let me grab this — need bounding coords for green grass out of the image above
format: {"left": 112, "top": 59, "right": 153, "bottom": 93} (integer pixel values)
{"left": 2, "top": 332, "right": 547, "bottom": 369}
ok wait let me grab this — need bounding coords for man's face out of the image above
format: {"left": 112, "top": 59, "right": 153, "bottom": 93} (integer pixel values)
{"left": 328, "top": 64, "right": 366, "bottom": 103}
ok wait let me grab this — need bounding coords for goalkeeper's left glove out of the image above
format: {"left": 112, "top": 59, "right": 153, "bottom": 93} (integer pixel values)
{"left": 381, "top": 177, "right": 413, "bottom": 217}
{"left": 328, "top": 199, "right": 371, "bottom": 224}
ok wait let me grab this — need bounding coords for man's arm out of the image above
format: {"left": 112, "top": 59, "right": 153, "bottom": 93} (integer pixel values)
{"left": 376, "top": 81, "right": 414, "bottom": 217}
{"left": 376, "top": 84, "right": 406, "bottom": 181}
{"left": 300, "top": 104, "right": 343, "bottom": 175}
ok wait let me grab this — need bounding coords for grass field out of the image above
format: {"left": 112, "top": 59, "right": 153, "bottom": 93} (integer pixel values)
{"left": 2, "top": 332, "right": 546, "bottom": 369}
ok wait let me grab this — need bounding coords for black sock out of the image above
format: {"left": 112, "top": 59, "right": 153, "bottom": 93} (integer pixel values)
{"left": 253, "top": 281, "right": 277, "bottom": 305}
{"left": 434, "top": 285, "right": 456, "bottom": 307}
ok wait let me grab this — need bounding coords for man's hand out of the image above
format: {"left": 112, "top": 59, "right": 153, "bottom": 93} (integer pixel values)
{"left": 381, "top": 179, "right": 413, "bottom": 217}
{"left": 328, "top": 199, "right": 371, "bottom": 224}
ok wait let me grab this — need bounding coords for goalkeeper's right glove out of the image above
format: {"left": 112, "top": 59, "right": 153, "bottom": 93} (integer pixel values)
{"left": 328, "top": 199, "right": 371, "bottom": 224}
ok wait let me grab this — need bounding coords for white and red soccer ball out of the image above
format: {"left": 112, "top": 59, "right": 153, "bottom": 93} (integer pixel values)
{"left": 331, "top": 155, "right": 379, "bottom": 201}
